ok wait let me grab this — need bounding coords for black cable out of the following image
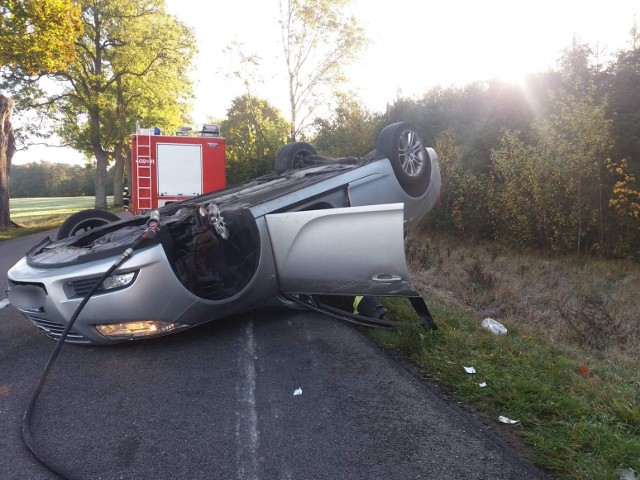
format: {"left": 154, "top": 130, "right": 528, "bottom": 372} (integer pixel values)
{"left": 21, "top": 233, "right": 152, "bottom": 479}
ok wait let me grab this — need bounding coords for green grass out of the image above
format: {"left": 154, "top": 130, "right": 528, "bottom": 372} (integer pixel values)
{"left": 371, "top": 297, "right": 640, "bottom": 480}
{"left": 1, "top": 196, "right": 116, "bottom": 241}
{"left": 9, "top": 196, "right": 101, "bottom": 223}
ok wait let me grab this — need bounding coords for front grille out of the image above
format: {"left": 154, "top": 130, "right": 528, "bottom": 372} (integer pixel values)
{"left": 7, "top": 280, "right": 47, "bottom": 312}
{"left": 8, "top": 279, "right": 47, "bottom": 292}
{"left": 65, "top": 276, "right": 103, "bottom": 298}
{"left": 26, "top": 316, "right": 93, "bottom": 344}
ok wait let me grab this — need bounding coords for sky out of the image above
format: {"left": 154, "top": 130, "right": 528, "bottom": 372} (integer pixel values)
{"left": 13, "top": 0, "right": 639, "bottom": 165}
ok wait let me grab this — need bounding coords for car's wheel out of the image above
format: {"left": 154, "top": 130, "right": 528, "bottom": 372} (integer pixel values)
{"left": 55, "top": 209, "right": 120, "bottom": 240}
{"left": 376, "top": 122, "right": 431, "bottom": 197}
{"left": 275, "top": 142, "right": 318, "bottom": 174}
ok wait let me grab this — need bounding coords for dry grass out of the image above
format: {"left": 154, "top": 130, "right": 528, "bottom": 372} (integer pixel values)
{"left": 375, "top": 231, "right": 640, "bottom": 478}
{"left": 405, "top": 231, "right": 640, "bottom": 369}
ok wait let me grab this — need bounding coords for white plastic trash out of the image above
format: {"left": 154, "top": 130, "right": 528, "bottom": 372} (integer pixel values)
{"left": 479, "top": 382, "right": 487, "bottom": 388}
{"left": 498, "top": 416, "right": 520, "bottom": 424}
{"left": 482, "top": 318, "right": 508, "bottom": 335}
{"left": 619, "top": 468, "right": 637, "bottom": 480}
{"left": 293, "top": 388, "right": 302, "bottom": 396}
{"left": 0, "top": 299, "right": 9, "bottom": 310}
{"left": 463, "top": 366, "right": 476, "bottom": 374}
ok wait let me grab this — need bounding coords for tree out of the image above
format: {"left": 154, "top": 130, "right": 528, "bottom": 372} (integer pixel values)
{"left": 557, "top": 38, "right": 598, "bottom": 95}
{"left": 279, "top": 0, "right": 367, "bottom": 141}
{"left": 221, "top": 94, "right": 289, "bottom": 184}
{"left": 53, "top": 0, "right": 195, "bottom": 209}
{"left": 313, "top": 92, "right": 378, "bottom": 157}
{"left": 0, "top": 0, "right": 83, "bottom": 227}
{"left": 10, "top": 161, "right": 48, "bottom": 197}
{"left": 0, "top": 0, "right": 83, "bottom": 75}
{"left": 490, "top": 130, "right": 550, "bottom": 248}
{"left": 607, "top": 158, "right": 640, "bottom": 220}
{"left": 2, "top": 0, "right": 194, "bottom": 210}
{"left": 0, "top": 94, "right": 16, "bottom": 228}
{"left": 427, "top": 129, "right": 460, "bottom": 231}
{"left": 9, "top": 161, "right": 96, "bottom": 197}
{"left": 106, "top": 7, "right": 195, "bottom": 206}
{"left": 381, "top": 81, "right": 536, "bottom": 174}
{"left": 607, "top": 24, "right": 640, "bottom": 180}
{"left": 533, "top": 41, "right": 613, "bottom": 254}
{"left": 605, "top": 158, "right": 640, "bottom": 256}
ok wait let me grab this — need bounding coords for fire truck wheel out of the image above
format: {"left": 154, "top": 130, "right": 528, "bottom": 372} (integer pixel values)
{"left": 275, "top": 142, "right": 317, "bottom": 174}
{"left": 55, "top": 209, "right": 121, "bottom": 240}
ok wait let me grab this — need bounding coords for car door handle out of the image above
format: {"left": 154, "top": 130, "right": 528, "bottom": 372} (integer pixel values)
{"left": 371, "top": 274, "right": 402, "bottom": 283}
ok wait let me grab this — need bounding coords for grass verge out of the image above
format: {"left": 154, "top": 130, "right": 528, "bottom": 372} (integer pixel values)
{"left": 1, "top": 196, "right": 119, "bottom": 241}
{"left": 0, "top": 216, "right": 70, "bottom": 241}
{"left": 372, "top": 294, "right": 639, "bottom": 480}
{"left": 9, "top": 196, "right": 101, "bottom": 223}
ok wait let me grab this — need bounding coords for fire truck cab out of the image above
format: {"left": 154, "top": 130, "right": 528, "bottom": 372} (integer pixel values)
{"left": 130, "top": 124, "right": 226, "bottom": 214}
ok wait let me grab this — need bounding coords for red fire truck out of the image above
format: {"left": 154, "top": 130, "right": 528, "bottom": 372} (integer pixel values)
{"left": 130, "top": 124, "right": 226, "bottom": 214}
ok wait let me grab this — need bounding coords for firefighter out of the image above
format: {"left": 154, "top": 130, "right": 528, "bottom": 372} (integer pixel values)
{"left": 321, "top": 295, "right": 387, "bottom": 319}
{"left": 352, "top": 296, "right": 388, "bottom": 319}
{"left": 123, "top": 186, "right": 130, "bottom": 209}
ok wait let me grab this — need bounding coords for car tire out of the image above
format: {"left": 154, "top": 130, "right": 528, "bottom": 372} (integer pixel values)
{"left": 275, "top": 142, "right": 317, "bottom": 174}
{"left": 376, "top": 122, "right": 431, "bottom": 197}
{"left": 56, "top": 209, "right": 120, "bottom": 240}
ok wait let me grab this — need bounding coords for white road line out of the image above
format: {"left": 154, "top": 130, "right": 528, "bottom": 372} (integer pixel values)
{"left": 235, "top": 318, "right": 259, "bottom": 480}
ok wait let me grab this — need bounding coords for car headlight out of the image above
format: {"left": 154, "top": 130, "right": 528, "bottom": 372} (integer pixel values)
{"left": 102, "top": 272, "right": 136, "bottom": 290}
{"left": 95, "top": 321, "right": 188, "bottom": 339}
{"left": 65, "top": 271, "right": 139, "bottom": 299}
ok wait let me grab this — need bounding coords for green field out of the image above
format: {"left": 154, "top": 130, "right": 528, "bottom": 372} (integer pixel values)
{"left": 10, "top": 196, "right": 114, "bottom": 224}
{"left": 1, "top": 196, "right": 117, "bottom": 241}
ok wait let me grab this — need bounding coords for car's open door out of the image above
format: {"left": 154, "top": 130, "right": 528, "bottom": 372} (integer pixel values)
{"left": 265, "top": 203, "right": 417, "bottom": 297}
{"left": 265, "top": 203, "right": 437, "bottom": 329}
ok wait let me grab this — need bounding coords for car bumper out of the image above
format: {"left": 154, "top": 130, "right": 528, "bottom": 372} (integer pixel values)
{"left": 7, "top": 244, "right": 198, "bottom": 344}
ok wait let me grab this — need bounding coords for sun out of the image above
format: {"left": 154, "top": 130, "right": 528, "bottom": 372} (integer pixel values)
{"left": 494, "top": 68, "right": 528, "bottom": 86}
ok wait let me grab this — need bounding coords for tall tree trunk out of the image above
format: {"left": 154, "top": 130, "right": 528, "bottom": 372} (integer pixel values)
{"left": 90, "top": 12, "right": 108, "bottom": 210}
{"left": 598, "top": 160, "right": 605, "bottom": 251}
{"left": 113, "top": 77, "right": 128, "bottom": 208}
{"left": 576, "top": 177, "right": 582, "bottom": 256}
{"left": 89, "top": 106, "right": 109, "bottom": 209}
{"left": 0, "top": 94, "right": 16, "bottom": 228}
{"left": 289, "top": 73, "right": 297, "bottom": 142}
{"left": 93, "top": 148, "right": 109, "bottom": 209}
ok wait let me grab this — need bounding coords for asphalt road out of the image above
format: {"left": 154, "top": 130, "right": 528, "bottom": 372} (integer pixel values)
{"left": 0, "top": 230, "right": 550, "bottom": 479}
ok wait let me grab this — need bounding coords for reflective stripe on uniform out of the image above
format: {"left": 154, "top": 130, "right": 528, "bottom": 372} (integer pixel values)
{"left": 353, "top": 295, "right": 364, "bottom": 314}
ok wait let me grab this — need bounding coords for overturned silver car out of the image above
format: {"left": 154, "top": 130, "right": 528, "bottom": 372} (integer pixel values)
{"left": 7, "top": 122, "right": 441, "bottom": 345}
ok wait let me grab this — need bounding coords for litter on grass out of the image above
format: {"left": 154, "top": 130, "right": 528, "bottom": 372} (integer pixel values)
{"left": 293, "top": 388, "right": 302, "bottom": 396}
{"left": 479, "top": 382, "right": 487, "bottom": 388}
{"left": 0, "top": 299, "right": 9, "bottom": 310}
{"left": 618, "top": 468, "right": 637, "bottom": 480}
{"left": 463, "top": 366, "right": 476, "bottom": 374}
{"left": 498, "top": 416, "right": 520, "bottom": 424}
{"left": 482, "top": 318, "right": 508, "bottom": 335}
{"left": 578, "top": 364, "right": 591, "bottom": 377}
